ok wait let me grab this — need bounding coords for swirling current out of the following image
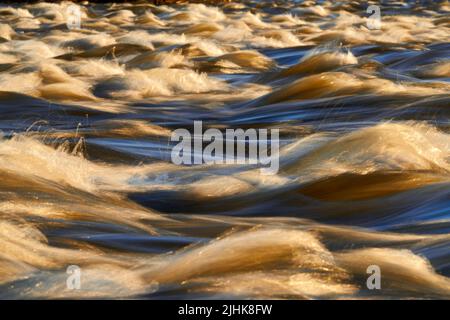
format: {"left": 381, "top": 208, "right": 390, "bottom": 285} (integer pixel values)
{"left": 0, "top": 0, "right": 449, "bottom": 299}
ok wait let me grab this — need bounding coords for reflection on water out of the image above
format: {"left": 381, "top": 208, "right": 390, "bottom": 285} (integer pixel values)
{"left": 0, "top": 0, "right": 449, "bottom": 299}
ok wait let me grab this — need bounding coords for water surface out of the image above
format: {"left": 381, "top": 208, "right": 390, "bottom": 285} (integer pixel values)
{"left": 0, "top": 0, "right": 449, "bottom": 299}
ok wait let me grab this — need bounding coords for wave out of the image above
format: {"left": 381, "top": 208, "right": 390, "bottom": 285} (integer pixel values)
{"left": 0, "top": 0, "right": 449, "bottom": 299}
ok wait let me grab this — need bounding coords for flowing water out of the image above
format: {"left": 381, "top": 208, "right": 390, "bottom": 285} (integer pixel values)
{"left": 0, "top": 0, "right": 449, "bottom": 299}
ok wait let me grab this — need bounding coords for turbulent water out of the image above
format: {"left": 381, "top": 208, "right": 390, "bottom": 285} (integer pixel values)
{"left": 0, "top": 0, "right": 449, "bottom": 299}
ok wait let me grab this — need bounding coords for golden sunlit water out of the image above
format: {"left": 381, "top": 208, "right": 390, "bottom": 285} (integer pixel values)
{"left": 0, "top": 0, "right": 449, "bottom": 299}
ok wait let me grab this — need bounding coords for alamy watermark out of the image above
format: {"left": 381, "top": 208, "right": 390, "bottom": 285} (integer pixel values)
{"left": 366, "top": 265, "right": 381, "bottom": 290}
{"left": 170, "top": 121, "right": 280, "bottom": 175}
{"left": 66, "top": 265, "right": 81, "bottom": 290}
{"left": 367, "top": 5, "right": 381, "bottom": 30}
{"left": 66, "top": 4, "right": 81, "bottom": 30}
